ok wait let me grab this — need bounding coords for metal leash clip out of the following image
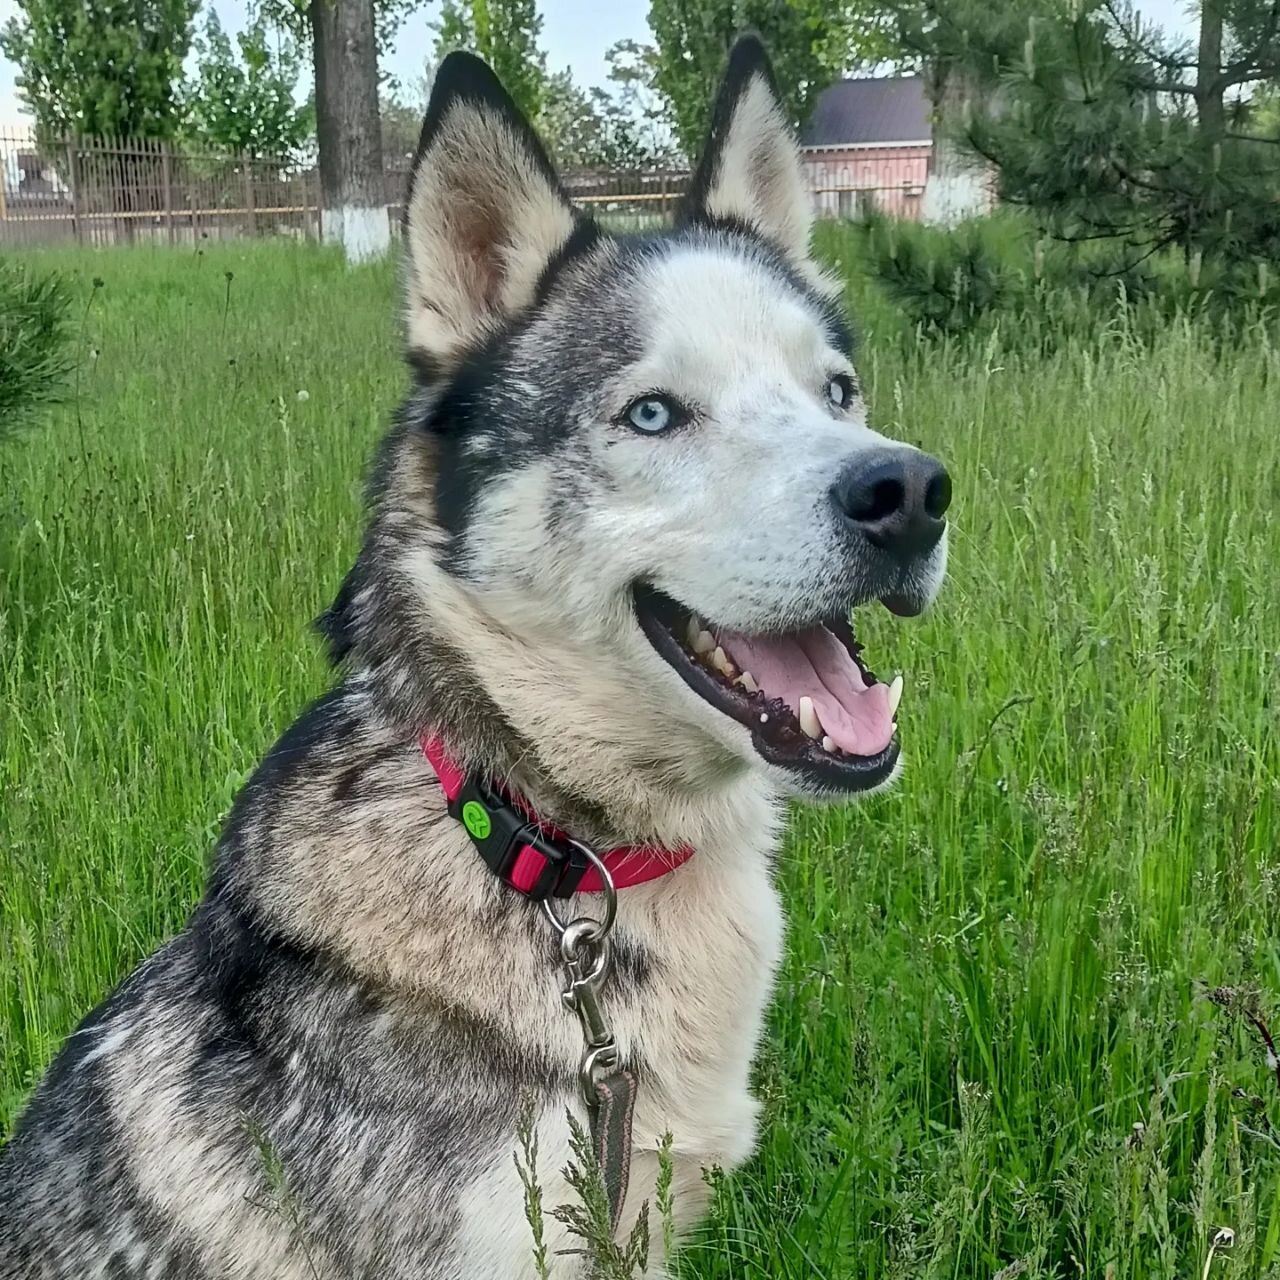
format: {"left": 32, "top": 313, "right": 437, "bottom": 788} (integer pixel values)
{"left": 541, "top": 838, "right": 620, "bottom": 1106}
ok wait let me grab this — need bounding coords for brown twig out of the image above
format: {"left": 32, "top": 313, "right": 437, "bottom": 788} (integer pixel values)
{"left": 1205, "top": 986, "right": 1280, "bottom": 1094}
{"left": 960, "top": 695, "right": 1033, "bottom": 808}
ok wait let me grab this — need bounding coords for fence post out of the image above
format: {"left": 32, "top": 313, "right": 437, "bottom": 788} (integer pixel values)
{"left": 66, "top": 135, "right": 82, "bottom": 243}
{"left": 242, "top": 154, "right": 256, "bottom": 236}
{"left": 161, "top": 140, "right": 175, "bottom": 243}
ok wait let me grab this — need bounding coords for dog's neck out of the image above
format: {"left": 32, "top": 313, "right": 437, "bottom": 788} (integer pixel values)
{"left": 352, "top": 606, "right": 771, "bottom": 854}
{"left": 325, "top": 431, "right": 778, "bottom": 854}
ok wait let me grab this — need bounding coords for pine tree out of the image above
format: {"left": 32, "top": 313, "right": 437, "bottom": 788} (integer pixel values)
{"left": 0, "top": 262, "right": 73, "bottom": 444}
{"left": 897, "top": 0, "right": 1280, "bottom": 280}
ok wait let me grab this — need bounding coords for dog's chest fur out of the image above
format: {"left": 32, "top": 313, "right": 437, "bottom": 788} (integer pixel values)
{"left": 236, "top": 682, "right": 789, "bottom": 1209}
{"left": 0, "top": 683, "right": 786, "bottom": 1278}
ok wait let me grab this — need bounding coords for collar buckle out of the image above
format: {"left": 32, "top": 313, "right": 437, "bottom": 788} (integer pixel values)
{"left": 446, "top": 774, "right": 590, "bottom": 900}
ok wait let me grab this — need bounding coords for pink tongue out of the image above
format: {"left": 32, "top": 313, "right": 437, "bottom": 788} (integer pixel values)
{"left": 718, "top": 626, "right": 894, "bottom": 757}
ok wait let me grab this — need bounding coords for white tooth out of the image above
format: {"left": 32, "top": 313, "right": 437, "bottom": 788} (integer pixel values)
{"left": 891, "top": 721, "right": 898, "bottom": 736}
{"left": 888, "top": 674, "right": 904, "bottom": 716}
{"left": 736, "top": 670, "right": 758, "bottom": 693}
{"left": 798, "top": 696, "right": 822, "bottom": 740}
{"left": 693, "top": 629, "right": 716, "bottom": 656}
{"left": 759, "top": 713, "right": 769, "bottom": 724}
{"left": 821, "top": 735, "right": 835, "bottom": 753}
{"left": 686, "top": 616, "right": 702, "bottom": 650}
{"left": 711, "top": 646, "right": 736, "bottom": 677}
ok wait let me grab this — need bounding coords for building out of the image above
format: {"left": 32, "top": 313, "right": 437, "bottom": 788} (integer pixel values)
{"left": 801, "top": 75, "right": 993, "bottom": 223}
{"left": 801, "top": 76, "right": 933, "bottom": 220}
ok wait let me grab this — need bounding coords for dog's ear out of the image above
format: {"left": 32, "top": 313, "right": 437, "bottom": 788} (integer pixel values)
{"left": 403, "top": 52, "right": 578, "bottom": 376}
{"left": 679, "top": 35, "right": 822, "bottom": 283}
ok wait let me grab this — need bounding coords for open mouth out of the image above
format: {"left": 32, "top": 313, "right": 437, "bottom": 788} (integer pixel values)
{"left": 633, "top": 585, "right": 903, "bottom": 792}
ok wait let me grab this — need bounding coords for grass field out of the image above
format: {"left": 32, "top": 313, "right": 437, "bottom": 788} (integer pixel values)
{"left": 2, "top": 240, "right": 1278, "bottom": 1278}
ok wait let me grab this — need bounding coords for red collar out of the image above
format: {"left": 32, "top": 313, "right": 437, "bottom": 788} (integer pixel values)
{"left": 421, "top": 736, "right": 693, "bottom": 898}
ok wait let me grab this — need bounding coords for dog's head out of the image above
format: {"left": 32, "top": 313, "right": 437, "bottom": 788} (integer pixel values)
{"left": 360, "top": 38, "right": 949, "bottom": 801}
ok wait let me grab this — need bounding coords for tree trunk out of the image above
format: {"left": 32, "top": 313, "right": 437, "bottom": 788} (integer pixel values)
{"left": 1195, "top": 0, "right": 1225, "bottom": 138}
{"left": 311, "top": 0, "right": 389, "bottom": 262}
{"left": 921, "top": 63, "right": 991, "bottom": 227}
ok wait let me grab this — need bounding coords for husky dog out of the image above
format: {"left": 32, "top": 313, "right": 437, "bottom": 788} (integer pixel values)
{"left": 0, "top": 36, "right": 949, "bottom": 1279}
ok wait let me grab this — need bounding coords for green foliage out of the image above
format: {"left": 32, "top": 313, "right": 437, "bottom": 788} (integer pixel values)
{"left": 897, "top": 0, "right": 1280, "bottom": 280}
{"left": 0, "top": 260, "right": 75, "bottom": 443}
{"left": 379, "top": 93, "right": 423, "bottom": 167}
{"left": 537, "top": 63, "right": 674, "bottom": 169}
{"left": 827, "top": 211, "right": 1280, "bottom": 351}
{"left": 552, "top": 1111, "right": 651, "bottom": 1279}
{"left": 855, "top": 215, "right": 1017, "bottom": 339}
{"left": 514, "top": 1098, "right": 552, "bottom": 1280}
{"left": 647, "top": 0, "right": 894, "bottom": 157}
{"left": 0, "top": 0, "right": 198, "bottom": 140}
{"left": 1251, "top": 85, "right": 1280, "bottom": 139}
{"left": 254, "top": 0, "right": 423, "bottom": 80}
{"left": 434, "top": 0, "right": 547, "bottom": 122}
{"left": 595, "top": 39, "right": 678, "bottom": 165}
{"left": 242, "top": 1115, "right": 322, "bottom": 1272}
{"left": 3, "top": 243, "right": 1279, "bottom": 1278}
{"left": 655, "top": 1132, "right": 676, "bottom": 1263}
{"left": 430, "top": 8, "right": 674, "bottom": 169}
{"left": 536, "top": 69, "right": 605, "bottom": 165}
{"left": 183, "top": 11, "right": 314, "bottom": 159}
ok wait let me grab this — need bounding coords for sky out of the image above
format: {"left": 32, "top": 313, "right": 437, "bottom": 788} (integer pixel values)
{"left": 0, "top": 0, "right": 1199, "bottom": 128}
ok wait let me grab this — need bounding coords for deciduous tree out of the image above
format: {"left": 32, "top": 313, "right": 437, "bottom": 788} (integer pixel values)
{"left": 257, "top": 0, "right": 423, "bottom": 261}
{"left": 310, "top": 0, "right": 387, "bottom": 260}
{"left": 647, "top": 0, "right": 894, "bottom": 155}
{"left": 184, "top": 11, "right": 314, "bottom": 159}
{"left": 1, "top": 0, "right": 198, "bottom": 140}
{"left": 433, "top": 0, "right": 547, "bottom": 121}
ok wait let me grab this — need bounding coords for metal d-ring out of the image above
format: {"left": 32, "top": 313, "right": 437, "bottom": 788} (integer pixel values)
{"left": 540, "top": 837, "right": 617, "bottom": 945}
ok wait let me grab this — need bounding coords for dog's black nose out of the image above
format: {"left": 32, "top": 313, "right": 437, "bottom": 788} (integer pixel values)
{"left": 831, "top": 450, "right": 951, "bottom": 561}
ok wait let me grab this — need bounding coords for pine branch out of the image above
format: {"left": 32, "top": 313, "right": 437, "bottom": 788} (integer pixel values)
{"left": 1085, "top": 228, "right": 1180, "bottom": 277}
{"left": 1100, "top": 0, "right": 1199, "bottom": 70}
{"left": 1127, "top": 73, "right": 1198, "bottom": 94}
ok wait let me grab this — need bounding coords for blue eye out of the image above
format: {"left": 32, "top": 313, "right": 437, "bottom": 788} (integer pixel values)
{"left": 627, "top": 395, "right": 675, "bottom": 434}
{"left": 828, "top": 374, "right": 854, "bottom": 409}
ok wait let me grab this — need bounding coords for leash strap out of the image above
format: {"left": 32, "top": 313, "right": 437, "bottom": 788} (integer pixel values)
{"left": 555, "top": 916, "right": 635, "bottom": 1240}
{"left": 421, "top": 735, "right": 653, "bottom": 1239}
{"left": 591, "top": 1068, "right": 638, "bottom": 1233}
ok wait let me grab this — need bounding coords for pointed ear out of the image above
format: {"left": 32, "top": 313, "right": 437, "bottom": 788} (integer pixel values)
{"left": 403, "top": 51, "right": 579, "bottom": 375}
{"left": 679, "top": 36, "right": 822, "bottom": 283}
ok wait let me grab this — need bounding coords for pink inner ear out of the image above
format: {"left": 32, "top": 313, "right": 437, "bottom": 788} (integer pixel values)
{"left": 453, "top": 201, "right": 507, "bottom": 313}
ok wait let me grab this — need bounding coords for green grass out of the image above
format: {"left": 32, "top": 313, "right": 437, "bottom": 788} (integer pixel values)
{"left": 2, "top": 241, "right": 1278, "bottom": 1279}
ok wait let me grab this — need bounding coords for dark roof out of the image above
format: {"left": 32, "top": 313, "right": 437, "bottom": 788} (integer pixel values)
{"left": 801, "top": 76, "right": 932, "bottom": 148}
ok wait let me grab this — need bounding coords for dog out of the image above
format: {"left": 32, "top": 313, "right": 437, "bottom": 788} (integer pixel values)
{"left": 0, "top": 36, "right": 949, "bottom": 1278}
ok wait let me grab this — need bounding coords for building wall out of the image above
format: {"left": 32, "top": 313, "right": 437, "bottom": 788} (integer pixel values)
{"left": 803, "top": 144, "right": 933, "bottom": 221}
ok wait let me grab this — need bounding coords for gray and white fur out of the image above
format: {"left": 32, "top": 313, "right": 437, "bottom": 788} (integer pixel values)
{"left": 0, "top": 36, "right": 949, "bottom": 1278}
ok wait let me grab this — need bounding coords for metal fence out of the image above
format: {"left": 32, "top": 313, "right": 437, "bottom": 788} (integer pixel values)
{"left": 1, "top": 129, "right": 929, "bottom": 248}
{"left": 0, "top": 130, "right": 324, "bottom": 247}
